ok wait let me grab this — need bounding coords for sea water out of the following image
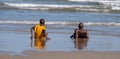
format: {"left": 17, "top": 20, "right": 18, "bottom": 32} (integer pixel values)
{"left": 0, "top": 0, "right": 120, "bottom": 53}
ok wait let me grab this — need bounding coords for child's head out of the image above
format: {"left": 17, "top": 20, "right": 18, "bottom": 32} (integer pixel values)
{"left": 78, "top": 22, "right": 84, "bottom": 29}
{"left": 39, "top": 18, "right": 45, "bottom": 25}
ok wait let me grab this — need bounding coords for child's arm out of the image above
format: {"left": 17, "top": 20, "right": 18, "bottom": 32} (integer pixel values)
{"left": 42, "top": 30, "right": 50, "bottom": 43}
{"left": 75, "top": 30, "right": 78, "bottom": 48}
{"left": 30, "top": 27, "right": 34, "bottom": 47}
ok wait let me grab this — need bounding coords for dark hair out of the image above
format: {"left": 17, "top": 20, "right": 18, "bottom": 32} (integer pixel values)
{"left": 39, "top": 18, "right": 45, "bottom": 24}
{"left": 78, "top": 22, "right": 84, "bottom": 29}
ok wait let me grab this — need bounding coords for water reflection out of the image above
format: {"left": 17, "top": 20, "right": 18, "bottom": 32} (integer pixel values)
{"left": 72, "top": 38, "right": 88, "bottom": 49}
{"left": 30, "top": 38, "right": 46, "bottom": 49}
{"left": 77, "top": 38, "right": 88, "bottom": 49}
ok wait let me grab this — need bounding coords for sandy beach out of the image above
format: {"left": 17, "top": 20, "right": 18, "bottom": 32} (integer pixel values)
{"left": 0, "top": 24, "right": 120, "bottom": 59}
{"left": 0, "top": 50, "right": 120, "bottom": 59}
{"left": 0, "top": 0, "right": 120, "bottom": 59}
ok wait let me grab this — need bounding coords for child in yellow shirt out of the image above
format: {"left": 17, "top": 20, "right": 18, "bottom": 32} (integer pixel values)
{"left": 30, "top": 19, "right": 50, "bottom": 49}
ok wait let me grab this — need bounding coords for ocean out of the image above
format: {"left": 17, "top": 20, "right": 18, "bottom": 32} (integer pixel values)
{"left": 0, "top": 0, "right": 120, "bottom": 54}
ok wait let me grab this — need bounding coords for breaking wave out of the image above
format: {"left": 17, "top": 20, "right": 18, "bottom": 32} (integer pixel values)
{"left": 0, "top": 2, "right": 119, "bottom": 12}
{"left": 0, "top": 0, "right": 120, "bottom": 12}
{"left": 69, "top": 0, "right": 120, "bottom": 10}
{"left": 0, "top": 20, "right": 120, "bottom": 26}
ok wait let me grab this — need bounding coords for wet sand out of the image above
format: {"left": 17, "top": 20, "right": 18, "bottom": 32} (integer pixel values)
{"left": 0, "top": 50, "right": 120, "bottom": 59}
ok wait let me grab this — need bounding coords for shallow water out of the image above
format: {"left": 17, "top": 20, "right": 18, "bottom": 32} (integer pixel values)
{"left": 0, "top": 0, "right": 120, "bottom": 54}
{"left": 0, "top": 24, "right": 120, "bottom": 54}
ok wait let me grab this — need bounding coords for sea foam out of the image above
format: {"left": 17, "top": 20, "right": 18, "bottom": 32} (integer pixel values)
{"left": 0, "top": 20, "right": 120, "bottom": 26}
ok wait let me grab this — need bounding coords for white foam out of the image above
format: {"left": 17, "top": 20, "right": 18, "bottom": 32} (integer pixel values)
{"left": 3, "top": 2, "right": 93, "bottom": 10}
{"left": 0, "top": 20, "right": 38, "bottom": 24}
{"left": 0, "top": 20, "right": 120, "bottom": 26}
{"left": 75, "top": 8, "right": 110, "bottom": 12}
{"left": 69, "top": 0, "right": 120, "bottom": 2}
{"left": 99, "top": 1, "right": 120, "bottom": 10}
{"left": 4, "top": 2, "right": 120, "bottom": 12}
{"left": 69, "top": 0, "right": 120, "bottom": 10}
{"left": 85, "top": 22, "right": 120, "bottom": 26}
{"left": 3, "top": 2, "right": 112, "bottom": 12}
{"left": 2, "top": 0, "right": 120, "bottom": 11}
{"left": 4, "top": 2, "right": 76, "bottom": 8}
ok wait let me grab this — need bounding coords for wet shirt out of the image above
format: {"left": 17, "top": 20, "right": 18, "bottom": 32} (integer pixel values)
{"left": 34, "top": 24, "right": 46, "bottom": 39}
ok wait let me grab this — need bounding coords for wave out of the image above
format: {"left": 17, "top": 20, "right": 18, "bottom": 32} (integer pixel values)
{"left": 0, "top": 2, "right": 5, "bottom": 6}
{"left": 0, "top": 0, "right": 120, "bottom": 12}
{"left": 1, "top": 2, "right": 118, "bottom": 12}
{"left": 0, "top": 20, "right": 120, "bottom": 26}
{"left": 3, "top": 2, "right": 93, "bottom": 8}
{"left": 69, "top": 0, "right": 120, "bottom": 10}
{"left": 69, "top": 0, "right": 120, "bottom": 3}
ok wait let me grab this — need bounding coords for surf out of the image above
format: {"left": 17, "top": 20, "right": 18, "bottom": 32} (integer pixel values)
{"left": 0, "top": 20, "right": 120, "bottom": 26}
{"left": 1, "top": 2, "right": 119, "bottom": 12}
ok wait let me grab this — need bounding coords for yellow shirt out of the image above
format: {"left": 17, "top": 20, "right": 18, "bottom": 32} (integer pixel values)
{"left": 34, "top": 24, "right": 46, "bottom": 39}
{"left": 33, "top": 24, "right": 46, "bottom": 48}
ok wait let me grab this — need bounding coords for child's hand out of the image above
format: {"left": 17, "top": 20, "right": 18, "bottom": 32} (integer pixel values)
{"left": 46, "top": 37, "right": 50, "bottom": 40}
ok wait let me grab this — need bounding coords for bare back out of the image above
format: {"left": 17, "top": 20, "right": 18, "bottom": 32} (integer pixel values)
{"left": 76, "top": 29, "right": 88, "bottom": 39}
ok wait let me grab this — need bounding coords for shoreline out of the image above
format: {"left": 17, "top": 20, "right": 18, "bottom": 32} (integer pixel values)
{"left": 0, "top": 24, "right": 120, "bottom": 57}
{"left": 0, "top": 50, "right": 120, "bottom": 59}
{"left": 0, "top": 30, "right": 120, "bottom": 53}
